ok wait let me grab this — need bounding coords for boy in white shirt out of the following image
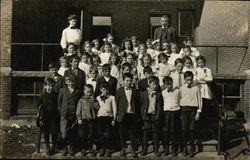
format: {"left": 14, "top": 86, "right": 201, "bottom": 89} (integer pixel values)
{"left": 162, "top": 76, "right": 180, "bottom": 156}
{"left": 179, "top": 71, "right": 202, "bottom": 157}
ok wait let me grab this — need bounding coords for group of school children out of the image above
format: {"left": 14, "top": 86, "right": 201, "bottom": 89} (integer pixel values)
{"left": 37, "top": 14, "right": 213, "bottom": 158}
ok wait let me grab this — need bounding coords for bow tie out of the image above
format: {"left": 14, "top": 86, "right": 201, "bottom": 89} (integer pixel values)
{"left": 125, "top": 87, "right": 132, "bottom": 90}
{"left": 70, "top": 27, "right": 76, "bottom": 29}
{"left": 100, "top": 95, "right": 108, "bottom": 103}
{"left": 92, "top": 79, "right": 96, "bottom": 82}
{"left": 187, "top": 85, "right": 192, "bottom": 88}
{"left": 167, "top": 89, "right": 173, "bottom": 93}
{"left": 149, "top": 91, "right": 156, "bottom": 96}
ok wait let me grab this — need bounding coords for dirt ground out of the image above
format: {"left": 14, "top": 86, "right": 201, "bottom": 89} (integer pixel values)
{"left": 1, "top": 125, "right": 249, "bottom": 159}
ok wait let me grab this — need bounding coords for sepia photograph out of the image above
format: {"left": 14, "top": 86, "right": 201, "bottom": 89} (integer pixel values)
{"left": 0, "top": 0, "right": 249, "bottom": 159}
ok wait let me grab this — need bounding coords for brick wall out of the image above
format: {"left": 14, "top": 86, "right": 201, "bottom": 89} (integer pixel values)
{"left": 195, "top": 1, "right": 249, "bottom": 122}
{"left": 195, "top": 1, "right": 248, "bottom": 74}
{"left": 1, "top": 0, "right": 13, "bottom": 119}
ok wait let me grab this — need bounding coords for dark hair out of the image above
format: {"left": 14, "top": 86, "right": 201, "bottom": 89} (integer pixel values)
{"left": 44, "top": 77, "right": 55, "bottom": 86}
{"left": 68, "top": 14, "right": 77, "bottom": 21}
{"left": 183, "top": 55, "right": 193, "bottom": 66}
{"left": 185, "top": 37, "right": 193, "bottom": 43}
{"left": 100, "top": 81, "right": 110, "bottom": 92}
{"left": 184, "top": 71, "right": 194, "bottom": 79}
{"left": 89, "top": 65, "right": 98, "bottom": 74}
{"left": 162, "top": 15, "right": 169, "bottom": 20}
{"left": 158, "top": 53, "right": 168, "bottom": 63}
{"left": 106, "top": 33, "right": 114, "bottom": 39}
{"left": 48, "top": 62, "right": 59, "bottom": 70}
{"left": 163, "top": 76, "right": 173, "bottom": 85}
{"left": 66, "top": 43, "right": 77, "bottom": 50}
{"left": 141, "top": 53, "right": 152, "bottom": 67}
{"left": 102, "top": 63, "right": 111, "bottom": 71}
{"left": 122, "top": 62, "right": 132, "bottom": 71}
{"left": 69, "top": 54, "right": 80, "bottom": 63}
{"left": 109, "top": 53, "right": 120, "bottom": 65}
{"left": 148, "top": 76, "right": 159, "bottom": 84}
{"left": 123, "top": 73, "right": 133, "bottom": 80}
{"left": 120, "top": 38, "right": 133, "bottom": 51}
{"left": 182, "top": 45, "right": 192, "bottom": 54}
{"left": 92, "top": 55, "right": 101, "bottom": 64}
{"left": 174, "top": 58, "right": 184, "bottom": 66}
{"left": 84, "top": 84, "right": 94, "bottom": 91}
{"left": 196, "top": 55, "right": 206, "bottom": 64}
{"left": 143, "top": 66, "right": 153, "bottom": 74}
{"left": 103, "top": 41, "right": 112, "bottom": 48}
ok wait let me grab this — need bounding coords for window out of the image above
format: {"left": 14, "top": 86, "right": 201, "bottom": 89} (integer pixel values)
{"left": 178, "top": 10, "right": 195, "bottom": 37}
{"left": 91, "top": 16, "right": 112, "bottom": 44}
{"left": 150, "top": 14, "right": 171, "bottom": 39}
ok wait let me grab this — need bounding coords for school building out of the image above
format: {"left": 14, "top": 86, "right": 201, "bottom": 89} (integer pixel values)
{"left": 1, "top": 0, "right": 249, "bottom": 121}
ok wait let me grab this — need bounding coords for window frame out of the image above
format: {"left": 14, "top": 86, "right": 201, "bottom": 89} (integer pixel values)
{"left": 177, "top": 9, "right": 195, "bottom": 38}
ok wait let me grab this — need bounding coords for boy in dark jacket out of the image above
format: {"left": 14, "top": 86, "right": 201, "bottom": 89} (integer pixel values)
{"left": 58, "top": 74, "right": 82, "bottom": 156}
{"left": 140, "top": 76, "right": 163, "bottom": 157}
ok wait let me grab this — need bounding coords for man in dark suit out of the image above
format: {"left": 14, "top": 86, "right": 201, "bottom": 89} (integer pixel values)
{"left": 153, "top": 15, "right": 176, "bottom": 43}
{"left": 94, "top": 64, "right": 118, "bottom": 97}
{"left": 116, "top": 73, "right": 141, "bottom": 158}
{"left": 140, "top": 76, "right": 163, "bottom": 157}
{"left": 64, "top": 55, "right": 86, "bottom": 92}
{"left": 58, "top": 74, "right": 82, "bottom": 156}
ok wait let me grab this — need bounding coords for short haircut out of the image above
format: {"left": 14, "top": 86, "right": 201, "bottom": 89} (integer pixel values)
{"left": 162, "top": 15, "right": 169, "bottom": 20}
{"left": 106, "top": 33, "right": 114, "bottom": 39}
{"left": 184, "top": 71, "right": 194, "bottom": 79}
{"left": 92, "top": 39, "right": 99, "bottom": 44}
{"left": 174, "top": 58, "right": 184, "bottom": 66}
{"left": 100, "top": 81, "right": 110, "bottom": 91}
{"left": 44, "top": 77, "right": 55, "bottom": 86}
{"left": 138, "top": 44, "right": 146, "bottom": 51}
{"left": 122, "top": 62, "right": 132, "bottom": 71}
{"left": 69, "top": 54, "right": 80, "bottom": 63}
{"left": 66, "top": 43, "right": 77, "bottom": 50}
{"left": 183, "top": 56, "right": 193, "bottom": 66}
{"left": 163, "top": 76, "right": 173, "bottom": 85}
{"left": 48, "top": 62, "right": 59, "bottom": 70}
{"left": 81, "top": 52, "right": 90, "bottom": 58}
{"left": 196, "top": 55, "right": 206, "bottom": 63}
{"left": 59, "top": 56, "right": 68, "bottom": 62}
{"left": 103, "top": 41, "right": 112, "bottom": 48}
{"left": 102, "top": 63, "right": 111, "bottom": 71}
{"left": 158, "top": 53, "right": 168, "bottom": 61}
{"left": 89, "top": 66, "right": 98, "bottom": 74}
{"left": 185, "top": 37, "right": 193, "bottom": 42}
{"left": 92, "top": 55, "right": 101, "bottom": 63}
{"left": 65, "top": 74, "right": 76, "bottom": 81}
{"left": 123, "top": 73, "right": 133, "bottom": 80}
{"left": 84, "top": 84, "right": 94, "bottom": 91}
{"left": 143, "top": 66, "right": 153, "bottom": 74}
{"left": 148, "top": 76, "right": 159, "bottom": 84}
{"left": 68, "top": 14, "right": 77, "bottom": 21}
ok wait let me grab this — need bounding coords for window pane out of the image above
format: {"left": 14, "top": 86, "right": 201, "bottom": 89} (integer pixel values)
{"left": 12, "top": 45, "right": 42, "bottom": 71}
{"left": 150, "top": 17, "right": 162, "bottom": 26}
{"left": 92, "top": 16, "right": 112, "bottom": 26}
{"left": 178, "top": 10, "right": 194, "bottom": 37}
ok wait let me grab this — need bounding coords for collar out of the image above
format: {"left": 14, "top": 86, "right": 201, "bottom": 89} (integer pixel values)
{"left": 186, "top": 83, "right": 193, "bottom": 88}
{"left": 70, "top": 26, "right": 77, "bottom": 29}
{"left": 125, "top": 87, "right": 132, "bottom": 90}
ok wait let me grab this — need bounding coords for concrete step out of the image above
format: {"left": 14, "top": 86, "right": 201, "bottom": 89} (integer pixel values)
{"left": 32, "top": 148, "right": 224, "bottom": 160}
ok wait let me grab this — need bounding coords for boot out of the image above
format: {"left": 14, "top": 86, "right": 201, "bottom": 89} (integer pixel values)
{"left": 182, "top": 144, "right": 188, "bottom": 157}
{"left": 99, "top": 149, "right": 105, "bottom": 157}
{"left": 171, "top": 143, "right": 178, "bottom": 157}
{"left": 188, "top": 142, "right": 195, "bottom": 157}
{"left": 61, "top": 139, "right": 68, "bottom": 156}
{"left": 105, "top": 149, "right": 112, "bottom": 157}
{"left": 154, "top": 144, "right": 161, "bottom": 157}
{"left": 162, "top": 145, "right": 169, "bottom": 156}
{"left": 81, "top": 149, "right": 86, "bottom": 157}
{"left": 45, "top": 143, "right": 51, "bottom": 156}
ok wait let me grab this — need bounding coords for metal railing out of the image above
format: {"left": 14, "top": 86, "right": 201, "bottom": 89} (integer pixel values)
{"left": 11, "top": 43, "right": 248, "bottom": 73}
